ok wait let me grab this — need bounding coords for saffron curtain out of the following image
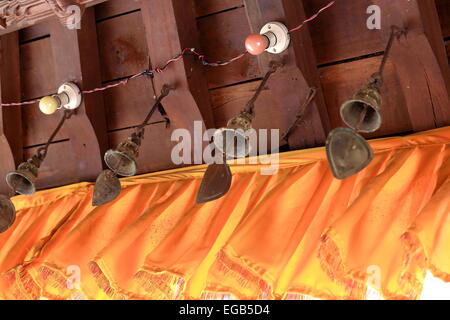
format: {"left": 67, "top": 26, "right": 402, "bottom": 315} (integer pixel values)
{"left": 0, "top": 126, "right": 449, "bottom": 300}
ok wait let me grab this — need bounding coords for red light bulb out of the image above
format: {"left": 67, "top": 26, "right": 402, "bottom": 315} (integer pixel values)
{"left": 245, "top": 34, "right": 269, "bottom": 55}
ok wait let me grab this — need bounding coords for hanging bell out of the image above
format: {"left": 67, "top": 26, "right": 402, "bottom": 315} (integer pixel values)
{"left": 340, "top": 86, "right": 382, "bottom": 133}
{"left": 6, "top": 156, "right": 42, "bottom": 196}
{"left": 92, "top": 170, "right": 121, "bottom": 207}
{"left": 0, "top": 195, "right": 16, "bottom": 233}
{"left": 213, "top": 110, "right": 253, "bottom": 159}
{"left": 326, "top": 127, "right": 374, "bottom": 180}
{"left": 104, "top": 138, "right": 140, "bottom": 177}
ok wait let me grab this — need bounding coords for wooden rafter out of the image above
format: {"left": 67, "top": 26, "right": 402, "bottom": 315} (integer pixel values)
{"left": 139, "top": 0, "right": 214, "bottom": 130}
{"left": 49, "top": 7, "right": 108, "bottom": 182}
{"left": 244, "top": 0, "right": 330, "bottom": 149}
{"left": 0, "top": 32, "right": 22, "bottom": 194}
{"left": 384, "top": 0, "right": 450, "bottom": 130}
{"left": 139, "top": 0, "right": 214, "bottom": 161}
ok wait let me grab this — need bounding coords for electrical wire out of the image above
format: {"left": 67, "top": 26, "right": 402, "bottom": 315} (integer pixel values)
{"left": 0, "top": 0, "right": 336, "bottom": 107}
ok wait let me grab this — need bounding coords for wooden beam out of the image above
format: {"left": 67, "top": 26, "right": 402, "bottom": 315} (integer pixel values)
{"left": 244, "top": 0, "right": 330, "bottom": 149}
{"left": 139, "top": 0, "right": 214, "bottom": 131}
{"left": 49, "top": 8, "right": 108, "bottom": 182}
{"left": 383, "top": 0, "right": 450, "bottom": 130}
{"left": 0, "top": 32, "right": 22, "bottom": 194}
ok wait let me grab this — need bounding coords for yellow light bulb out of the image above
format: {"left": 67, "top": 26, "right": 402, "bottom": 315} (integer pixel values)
{"left": 39, "top": 96, "right": 59, "bottom": 115}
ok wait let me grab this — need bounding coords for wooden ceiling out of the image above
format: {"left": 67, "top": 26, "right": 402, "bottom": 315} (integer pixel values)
{"left": 0, "top": 0, "right": 449, "bottom": 194}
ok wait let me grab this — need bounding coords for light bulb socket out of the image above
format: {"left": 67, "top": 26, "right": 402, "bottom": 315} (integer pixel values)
{"left": 260, "top": 22, "right": 290, "bottom": 54}
{"left": 57, "top": 82, "right": 82, "bottom": 111}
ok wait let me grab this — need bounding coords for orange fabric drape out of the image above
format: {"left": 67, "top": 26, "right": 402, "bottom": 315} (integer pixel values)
{"left": 0, "top": 127, "right": 449, "bottom": 300}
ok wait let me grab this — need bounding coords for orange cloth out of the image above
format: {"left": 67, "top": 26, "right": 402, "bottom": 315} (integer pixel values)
{"left": 0, "top": 127, "right": 449, "bottom": 300}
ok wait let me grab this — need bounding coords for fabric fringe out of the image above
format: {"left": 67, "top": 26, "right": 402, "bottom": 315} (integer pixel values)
{"left": 4, "top": 263, "right": 91, "bottom": 300}
{"left": 206, "top": 249, "right": 273, "bottom": 300}
{"left": 3, "top": 266, "right": 41, "bottom": 300}
{"left": 133, "top": 266, "right": 186, "bottom": 300}
{"left": 398, "top": 231, "right": 428, "bottom": 300}
{"left": 37, "top": 264, "right": 87, "bottom": 300}
{"left": 200, "top": 291, "right": 237, "bottom": 300}
{"left": 88, "top": 261, "right": 128, "bottom": 300}
{"left": 318, "top": 228, "right": 434, "bottom": 300}
{"left": 318, "top": 231, "right": 367, "bottom": 300}
{"left": 429, "top": 264, "right": 450, "bottom": 282}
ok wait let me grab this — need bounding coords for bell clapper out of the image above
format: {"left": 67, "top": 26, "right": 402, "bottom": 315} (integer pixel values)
{"left": 356, "top": 106, "right": 368, "bottom": 132}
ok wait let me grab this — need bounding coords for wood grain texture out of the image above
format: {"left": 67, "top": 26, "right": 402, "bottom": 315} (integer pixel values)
{"left": 436, "top": 0, "right": 450, "bottom": 38}
{"left": 384, "top": 0, "right": 450, "bottom": 129}
{"left": 197, "top": 7, "right": 260, "bottom": 89}
{"left": 0, "top": 32, "right": 22, "bottom": 194}
{"left": 140, "top": 0, "right": 214, "bottom": 128}
{"left": 20, "top": 36, "right": 57, "bottom": 101}
{"left": 103, "top": 78, "right": 158, "bottom": 131}
{"left": 49, "top": 7, "right": 108, "bottom": 182}
{"left": 95, "top": 0, "right": 140, "bottom": 20}
{"left": 96, "top": 10, "right": 148, "bottom": 82}
{"left": 24, "top": 141, "right": 78, "bottom": 190}
{"left": 195, "top": 0, "right": 243, "bottom": 17}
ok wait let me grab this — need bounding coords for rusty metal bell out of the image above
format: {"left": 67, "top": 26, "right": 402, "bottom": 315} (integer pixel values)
{"left": 104, "top": 139, "right": 139, "bottom": 177}
{"left": 340, "top": 86, "right": 382, "bottom": 133}
{"left": 0, "top": 195, "right": 16, "bottom": 233}
{"left": 6, "top": 156, "right": 41, "bottom": 196}
{"left": 326, "top": 127, "right": 374, "bottom": 180}
{"left": 213, "top": 110, "right": 253, "bottom": 159}
{"left": 92, "top": 170, "right": 121, "bottom": 207}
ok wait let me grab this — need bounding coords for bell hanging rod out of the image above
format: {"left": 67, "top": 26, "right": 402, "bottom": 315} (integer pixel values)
{"left": 197, "top": 63, "right": 282, "bottom": 204}
{"left": 6, "top": 109, "right": 75, "bottom": 197}
{"left": 93, "top": 84, "right": 174, "bottom": 207}
{"left": 370, "top": 25, "right": 407, "bottom": 89}
{"left": 282, "top": 87, "right": 317, "bottom": 142}
{"left": 244, "top": 61, "right": 283, "bottom": 117}
{"left": 340, "top": 25, "right": 406, "bottom": 134}
{"left": 213, "top": 62, "right": 282, "bottom": 160}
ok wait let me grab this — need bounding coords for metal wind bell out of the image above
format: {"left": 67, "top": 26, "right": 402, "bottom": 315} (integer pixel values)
{"left": 6, "top": 110, "right": 75, "bottom": 196}
{"left": 196, "top": 62, "right": 281, "bottom": 204}
{"left": 92, "top": 85, "right": 173, "bottom": 207}
{"left": 327, "top": 26, "right": 406, "bottom": 179}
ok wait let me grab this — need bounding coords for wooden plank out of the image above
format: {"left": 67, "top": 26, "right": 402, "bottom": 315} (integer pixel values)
{"left": 303, "top": 0, "right": 386, "bottom": 65}
{"left": 436, "top": 0, "right": 450, "bottom": 38}
{"left": 197, "top": 7, "right": 260, "bottom": 89}
{"left": 49, "top": 8, "right": 108, "bottom": 182}
{"left": 20, "top": 29, "right": 69, "bottom": 147}
{"left": 195, "top": 0, "right": 243, "bottom": 17}
{"left": 383, "top": 0, "right": 450, "bottom": 129}
{"left": 20, "top": 37, "right": 57, "bottom": 101}
{"left": 96, "top": 10, "right": 148, "bottom": 82}
{"left": 140, "top": 0, "right": 214, "bottom": 130}
{"left": 19, "top": 20, "right": 52, "bottom": 43}
{"left": 103, "top": 78, "right": 158, "bottom": 131}
{"left": 0, "top": 32, "right": 22, "bottom": 194}
{"left": 95, "top": 0, "right": 141, "bottom": 20}
{"left": 243, "top": 0, "right": 329, "bottom": 148}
